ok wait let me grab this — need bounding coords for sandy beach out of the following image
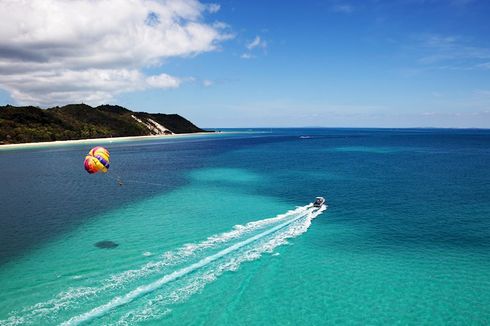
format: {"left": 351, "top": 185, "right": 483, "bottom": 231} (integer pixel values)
{"left": 0, "top": 131, "right": 223, "bottom": 151}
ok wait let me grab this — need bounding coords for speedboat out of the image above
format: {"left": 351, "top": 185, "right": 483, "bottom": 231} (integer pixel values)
{"left": 313, "top": 197, "right": 325, "bottom": 208}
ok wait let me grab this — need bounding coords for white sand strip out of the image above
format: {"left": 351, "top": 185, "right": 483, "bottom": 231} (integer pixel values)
{"left": 0, "top": 131, "right": 227, "bottom": 151}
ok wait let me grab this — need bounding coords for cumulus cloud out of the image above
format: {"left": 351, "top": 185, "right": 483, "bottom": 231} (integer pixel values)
{"left": 0, "top": 0, "right": 230, "bottom": 106}
{"left": 145, "top": 73, "right": 181, "bottom": 89}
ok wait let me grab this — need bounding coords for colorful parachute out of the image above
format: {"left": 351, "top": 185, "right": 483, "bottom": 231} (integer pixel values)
{"left": 84, "top": 146, "right": 110, "bottom": 174}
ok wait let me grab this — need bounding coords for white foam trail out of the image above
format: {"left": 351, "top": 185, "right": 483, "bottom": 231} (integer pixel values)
{"left": 117, "top": 206, "right": 325, "bottom": 324}
{"left": 63, "top": 206, "right": 326, "bottom": 325}
{"left": 102, "top": 205, "right": 311, "bottom": 289}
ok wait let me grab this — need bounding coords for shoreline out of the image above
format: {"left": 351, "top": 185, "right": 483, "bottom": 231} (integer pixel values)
{"left": 0, "top": 131, "right": 226, "bottom": 151}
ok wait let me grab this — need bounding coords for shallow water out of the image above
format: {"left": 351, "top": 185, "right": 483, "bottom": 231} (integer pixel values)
{"left": 0, "top": 129, "right": 489, "bottom": 325}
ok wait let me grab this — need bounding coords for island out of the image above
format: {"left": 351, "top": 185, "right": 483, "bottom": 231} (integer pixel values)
{"left": 0, "top": 104, "right": 210, "bottom": 144}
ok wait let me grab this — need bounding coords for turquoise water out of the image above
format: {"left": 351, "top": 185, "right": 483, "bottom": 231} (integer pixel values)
{"left": 0, "top": 129, "right": 489, "bottom": 325}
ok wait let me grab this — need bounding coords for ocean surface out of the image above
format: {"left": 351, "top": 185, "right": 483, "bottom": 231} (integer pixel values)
{"left": 0, "top": 128, "right": 489, "bottom": 325}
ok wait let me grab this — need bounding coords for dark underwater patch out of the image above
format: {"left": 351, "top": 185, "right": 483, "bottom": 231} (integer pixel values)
{"left": 95, "top": 240, "right": 119, "bottom": 249}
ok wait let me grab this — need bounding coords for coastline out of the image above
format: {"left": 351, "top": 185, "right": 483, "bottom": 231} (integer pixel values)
{"left": 0, "top": 131, "right": 225, "bottom": 151}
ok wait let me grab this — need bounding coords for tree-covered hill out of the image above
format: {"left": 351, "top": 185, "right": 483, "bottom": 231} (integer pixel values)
{"left": 0, "top": 104, "right": 209, "bottom": 144}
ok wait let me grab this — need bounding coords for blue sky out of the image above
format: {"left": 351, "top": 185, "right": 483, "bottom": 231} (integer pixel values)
{"left": 0, "top": 0, "right": 489, "bottom": 127}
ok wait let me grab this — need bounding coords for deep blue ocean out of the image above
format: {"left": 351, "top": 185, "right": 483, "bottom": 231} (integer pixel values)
{"left": 0, "top": 128, "right": 489, "bottom": 325}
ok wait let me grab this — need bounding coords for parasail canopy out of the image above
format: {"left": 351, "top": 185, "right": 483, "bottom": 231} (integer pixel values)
{"left": 84, "top": 146, "right": 110, "bottom": 174}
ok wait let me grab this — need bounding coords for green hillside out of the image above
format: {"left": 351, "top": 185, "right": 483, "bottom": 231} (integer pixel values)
{"left": 0, "top": 104, "right": 209, "bottom": 144}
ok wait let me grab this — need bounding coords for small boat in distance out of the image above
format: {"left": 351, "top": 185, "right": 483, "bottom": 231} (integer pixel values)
{"left": 313, "top": 197, "right": 325, "bottom": 208}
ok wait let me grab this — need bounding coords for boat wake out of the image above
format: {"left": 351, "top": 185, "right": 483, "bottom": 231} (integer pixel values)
{"left": 1, "top": 204, "right": 326, "bottom": 325}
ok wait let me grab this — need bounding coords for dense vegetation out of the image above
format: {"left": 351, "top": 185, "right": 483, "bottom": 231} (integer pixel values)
{"left": 0, "top": 104, "right": 208, "bottom": 144}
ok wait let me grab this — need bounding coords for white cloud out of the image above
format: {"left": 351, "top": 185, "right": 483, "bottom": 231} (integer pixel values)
{"left": 207, "top": 3, "right": 221, "bottom": 13}
{"left": 241, "top": 35, "right": 267, "bottom": 59}
{"left": 145, "top": 74, "right": 181, "bottom": 89}
{"left": 0, "top": 69, "right": 183, "bottom": 105}
{"left": 246, "top": 36, "right": 267, "bottom": 50}
{"left": 0, "top": 0, "right": 231, "bottom": 106}
{"left": 202, "top": 79, "right": 214, "bottom": 87}
{"left": 240, "top": 53, "right": 254, "bottom": 60}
